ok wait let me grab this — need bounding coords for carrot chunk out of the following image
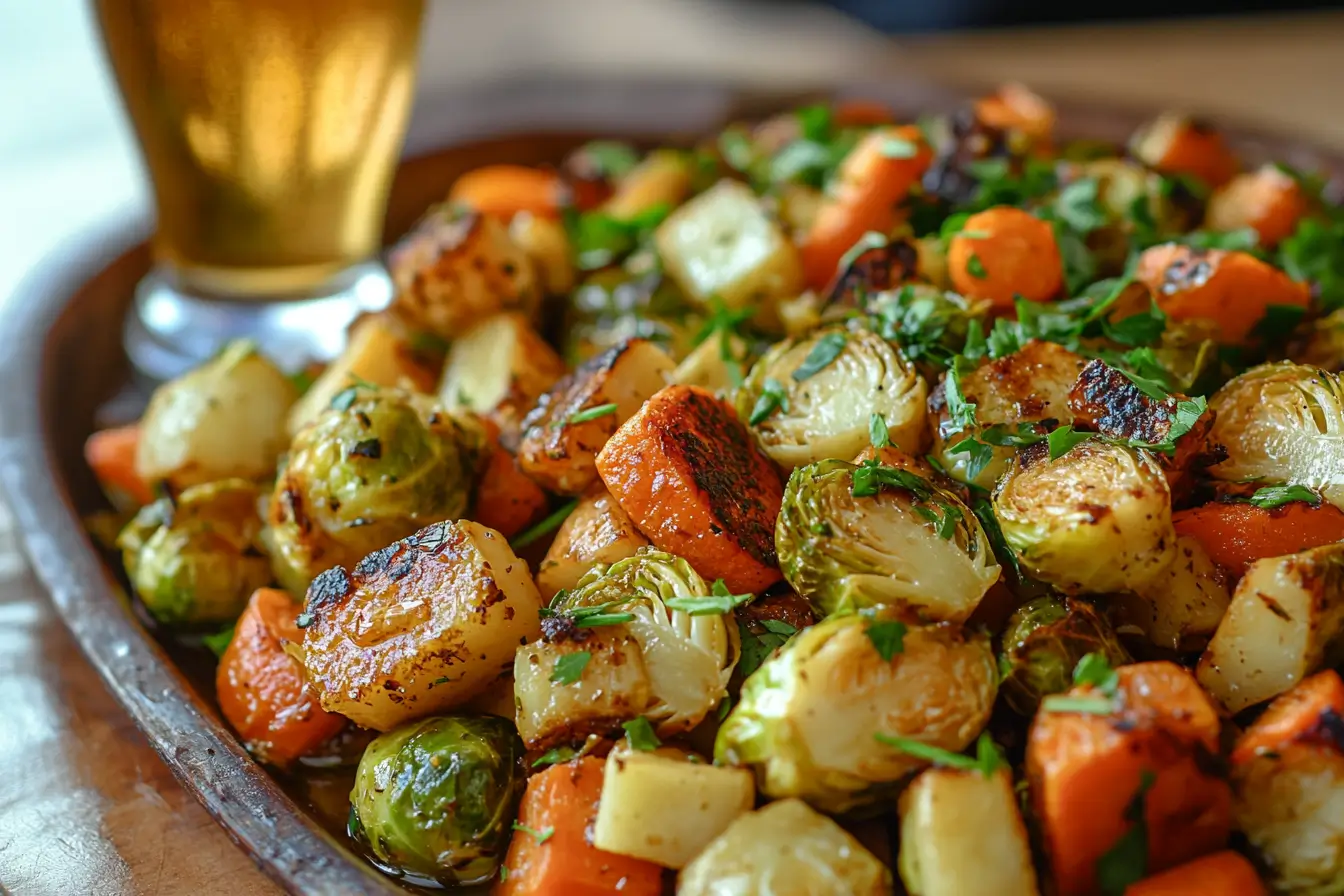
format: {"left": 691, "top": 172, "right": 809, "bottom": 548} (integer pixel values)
{"left": 1232, "top": 670, "right": 1344, "bottom": 766}
{"left": 1131, "top": 114, "right": 1239, "bottom": 188}
{"left": 596, "top": 384, "right": 784, "bottom": 594}
{"left": 495, "top": 758, "right": 662, "bottom": 896}
{"left": 1125, "top": 851, "right": 1267, "bottom": 896}
{"left": 473, "top": 440, "right": 548, "bottom": 540}
{"left": 448, "top": 165, "right": 563, "bottom": 219}
{"left": 85, "top": 424, "right": 155, "bottom": 507}
{"left": 1173, "top": 501, "right": 1344, "bottom": 579}
{"left": 216, "top": 588, "right": 345, "bottom": 767}
{"left": 948, "top": 206, "right": 1063, "bottom": 309}
{"left": 1205, "top": 164, "right": 1309, "bottom": 248}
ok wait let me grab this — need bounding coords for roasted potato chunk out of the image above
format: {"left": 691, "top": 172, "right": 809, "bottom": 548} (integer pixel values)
{"left": 534, "top": 487, "right": 650, "bottom": 600}
{"left": 388, "top": 206, "right": 540, "bottom": 339}
{"left": 299, "top": 520, "right": 543, "bottom": 731}
{"left": 516, "top": 338, "right": 674, "bottom": 494}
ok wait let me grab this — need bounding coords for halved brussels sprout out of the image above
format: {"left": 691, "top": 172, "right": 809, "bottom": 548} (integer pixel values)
{"left": 715, "top": 612, "right": 998, "bottom": 814}
{"left": 562, "top": 267, "right": 700, "bottom": 366}
{"left": 137, "top": 340, "right": 298, "bottom": 490}
{"left": 1207, "top": 362, "right": 1344, "bottom": 509}
{"left": 998, "top": 595, "right": 1130, "bottom": 715}
{"left": 776, "top": 459, "right": 1000, "bottom": 621}
{"left": 737, "top": 321, "right": 928, "bottom": 469}
{"left": 993, "top": 440, "right": 1175, "bottom": 595}
{"left": 350, "top": 715, "right": 525, "bottom": 886}
{"left": 267, "top": 387, "right": 486, "bottom": 596}
{"left": 678, "top": 798, "right": 892, "bottom": 896}
{"left": 514, "top": 548, "right": 738, "bottom": 745}
{"left": 117, "top": 478, "right": 270, "bottom": 625}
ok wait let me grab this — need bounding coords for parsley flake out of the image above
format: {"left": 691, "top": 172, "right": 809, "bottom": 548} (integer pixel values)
{"left": 568, "top": 403, "right": 619, "bottom": 425}
{"left": 512, "top": 822, "right": 554, "bottom": 845}
{"left": 966, "top": 254, "right": 988, "bottom": 279}
{"left": 792, "top": 331, "right": 848, "bottom": 381}
{"left": 1245, "top": 484, "right": 1321, "bottom": 509}
{"left": 666, "top": 580, "right": 754, "bottom": 616}
{"left": 622, "top": 716, "right": 662, "bottom": 752}
{"left": 869, "top": 412, "right": 891, "bottom": 448}
{"left": 864, "top": 615, "right": 907, "bottom": 662}
{"left": 550, "top": 651, "right": 591, "bottom": 685}
{"left": 510, "top": 499, "right": 580, "bottom": 550}
{"left": 873, "top": 731, "right": 1006, "bottom": 778}
{"left": 749, "top": 377, "right": 791, "bottom": 426}
{"left": 1096, "top": 770, "right": 1157, "bottom": 896}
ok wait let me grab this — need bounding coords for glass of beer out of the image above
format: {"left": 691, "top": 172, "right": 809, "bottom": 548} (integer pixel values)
{"left": 93, "top": 0, "right": 427, "bottom": 379}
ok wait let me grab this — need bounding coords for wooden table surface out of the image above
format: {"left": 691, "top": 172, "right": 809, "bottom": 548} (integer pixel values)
{"left": 2, "top": 4, "right": 1342, "bottom": 894}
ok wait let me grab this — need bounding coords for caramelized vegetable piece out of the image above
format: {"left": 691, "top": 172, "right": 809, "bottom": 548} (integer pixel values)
{"left": 948, "top": 206, "right": 1063, "bottom": 309}
{"left": 1027, "top": 661, "right": 1232, "bottom": 896}
{"left": 1205, "top": 164, "right": 1308, "bottom": 247}
{"left": 517, "top": 338, "right": 674, "bottom": 495}
{"left": 1130, "top": 113, "right": 1239, "bottom": 188}
{"left": 217, "top": 588, "right": 345, "bottom": 767}
{"left": 596, "top": 384, "right": 784, "bottom": 593}
{"left": 1231, "top": 671, "right": 1344, "bottom": 894}
{"left": 299, "top": 520, "right": 543, "bottom": 731}
{"left": 1174, "top": 500, "right": 1344, "bottom": 578}
{"left": 1124, "top": 852, "right": 1266, "bottom": 896}
{"left": 1134, "top": 243, "right": 1310, "bottom": 344}
{"left": 471, "top": 439, "right": 547, "bottom": 540}
{"left": 85, "top": 424, "right": 154, "bottom": 509}
{"left": 973, "top": 82, "right": 1055, "bottom": 143}
{"left": 534, "top": 487, "right": 650, "bottom": 600}
{"left": 495, "top": 757, "right": 662, "bottom": 896}
{"left": 799, "top": 125, "right": 933, "bottom": 290}
{"left": 447, "top": 164, "right": 562, "bottom": 219}
{"left": 602, "top": 149, "right": 692, "bottom": 220}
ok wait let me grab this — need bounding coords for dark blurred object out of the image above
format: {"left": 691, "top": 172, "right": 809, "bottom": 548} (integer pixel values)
{"left": 786, "top": 0, "right": 1343, "bottom": 33}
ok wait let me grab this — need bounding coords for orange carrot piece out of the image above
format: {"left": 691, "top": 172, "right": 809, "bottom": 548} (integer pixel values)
{"left": 1125, "top": 851, "right": 1267, "bottom": 896}
{"left": 1173, "top": 501, "right": 1344, "bottom": 579}
{"left": 948, "top": 206, "right": 1063, "bottom": 310}
{"left": 448, "top": 165, "right": 563, "bottom": 219}
{"left": 217, "top": 588, "right": 345, "bottom": 767}
{"left": 596, "top": 385, "right": 784, "bottom": 594}
{"left": 495, "top": 758, "right": 662, "bottom": 896}
{"left": 1132, "top": 114, "right": 1239, "bottom": 188}
{"left": 974, "top": 83, "right": 1056, "bottom": 143}
{"left": 1134, "top": 243, "right": 1310, "bottom": 344}
{"left": 798, "top": 125, "right": 933, "bottom": 291}
{"left": 473, "top": 442, "right": 548, "bottom": 540}
{"left": 1028, "top": 661, "right": 1232, "bottom": 896}
{"left": 1205, "top": 165, "right": 1309, "bottom": 248}
{"left": 84, "top": 424, "right": 155, "bottom": 507}
{"left": 1232, "top": 670, "right": 1344, "bottom": 766}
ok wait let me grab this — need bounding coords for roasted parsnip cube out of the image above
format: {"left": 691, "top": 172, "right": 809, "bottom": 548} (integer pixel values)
{"left": 517, "top": 338, "right": 674, "bottom": 495}
{"left": 299, "top": 520, "right": 543, "bottom": 731}
{"left": 508, "top": 211, "right": 575, "bottom": 296}
{"left": 593, "top": 745, "right": 754, "bottom": 869}
{"left": 535, "top": 487, "right": 650, "bottom": 599}
{"left": 438, "top": 312, "right": 567, "bottom": 446}
{"left": 1116, "top": 535, "right": 1231, "bottom": 653}
{"left": 603, "top": 149, "right": 692, "bottom": 220}
{"left": 513, "top": 626, "right": 653, "bottom": 749}
{"left": 898, "top": 767, "right": 1040, "bottom": 896}
{"left": 656, "top": 179, "right": 803, "bottom": 312}
{"left": 669, "top": 330, "right": 751, "bottom": 396}
{"left": 1198, "top": 543, "right": 1344, "bottom": 713}
{"left": 388, "top": 205, "right": 540, "bottom": 339}
{"left": 287, "top": 313, "right": 438, "bottom": 437}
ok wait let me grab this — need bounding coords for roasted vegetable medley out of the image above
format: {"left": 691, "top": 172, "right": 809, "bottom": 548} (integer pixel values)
{"left": 87, "top": 84, "right": 1344, "bottom": 894}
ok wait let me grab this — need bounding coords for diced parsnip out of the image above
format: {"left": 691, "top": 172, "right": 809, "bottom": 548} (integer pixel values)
{"left": 897, "top": 767, "right": 1039, "bottom": 896}
{"left": 1231, "top": 672, "right": 1344, "bottom": 895}
{"left": 678, "top": 799, "right": 892, "bottom": 896}
{"left": 299, "top": 520, "right": 543, "bottom": 731}
{"left": 388, "top": 206, "right": 540, "bottom": 340}
{"left": 1028, "top": 661, "right": 1232, "bottom": 896}
{"left": 509, "top": 211, "right": 575, "bottom": 296}
{"left": 535, "top": 488, "right": 650, "bottom": 600}
{"left": 437, "top": 312, "right": 566, "bottom": 447}
{"left": 1116, "top": 535, "right": 1231, "bottom": 653}
{"left": 602, "top": 149, "right": 692, "bottom": 220}
{"left": 655, "top": 179, "right": 803, "bottom": 315}
{"left": 513, "top": 627, "right": 653, "bottom": 749}
{"left": 137, "top": 340, "right": 299, "bottom": 490}
{"left": 287, "top": 313, "right": 437, "bottom": 437}
{"left": 1198, "top": 543, "right": 1344, "bottom": 713}
{"left": 517, "top": 338, "right": 674, "bottom": 495}
{"left": 669, "top": 330, "right": 751, "bottom": 396}
{"left": 593, "top": 745, "right": 754, "bottom": 869}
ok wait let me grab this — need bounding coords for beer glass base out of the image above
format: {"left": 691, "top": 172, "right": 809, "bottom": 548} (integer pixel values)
{"left": 124, "top": 263, "right": 394, "bottom": 381}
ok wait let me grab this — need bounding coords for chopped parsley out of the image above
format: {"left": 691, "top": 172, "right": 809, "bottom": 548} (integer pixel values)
{"left": 869, "top": 412, "right": 891, "bottom": 448}
{"left": 792, "top": 331, "right": 848, "bottom": 381}
{"left": 539, "top": 599, "right": 637, "bottom": 629}
{"left": 738, "top": 618, "right": 799, "bottom": 678}
{"left": 748, "top": 377, "right": 790, "bottom": 426}
{"left": 881, "top": 136, "right": 919, "bottom": 159}
{"left": 1244, "top": 484, "right": 1321, "bottom": 509}
{"left": 863, "top": 614, "right": 907, "bottom": 662}
{"left": 944, "top": 356, "right": 980, "bottom": 434}
{"left": 577, "top": 140, "right": 641, "bottom": 179}
{"left": 666, "top": 580, "right": 754, "bottom": 616}
{"left": 511, "top": 822, "right": 555, "bottom": 845}
{"left": 873, "top": 731, "right": 1006, "bottom": 778}
{"left": 1055, "top": 177, "right": 1108, "bottom": 234}
{"left": 1096, "top": 771, "right": 1157, "bottom": 896}
{"left": 566, "top": 203, "right": 671, "bottom": 270}
{"left": 851, "top": 460, "right": 935, "bottom": 500}
{"left": 622, "top": 716, "right": 662, "bottom": 752}
{"left": 1040, "top": 695, "right": 1116, "bottom": 715}
{"left": 1047, "top": 425, "right": 1092, "bottom": 460}
{"left": 201, "top": 625, "right": 235, "bottom": 658}
{"left": 510, "top": 499, "right": 580, "bottom": 550}
{"left": 530, "top": 746, "right": 579, "bottom": 768}
{"left": 549, "top": 651, "right": 591, "bottom": 685}
{"left": 1072, "top": 652, "right": 1120, "bottom": 696}
{"left": 567, "top": 403, "right": 619, "bottom": 424}
{"left": 965, "top": 253, "right": 988, "bottom": 279}
{"left": 914, "top": 500, "right": 963, "bottom": 539}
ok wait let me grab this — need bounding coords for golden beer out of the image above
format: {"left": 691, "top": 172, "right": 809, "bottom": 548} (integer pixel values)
{"left": 94, "top": 0, "right": 425, "bottom": 298}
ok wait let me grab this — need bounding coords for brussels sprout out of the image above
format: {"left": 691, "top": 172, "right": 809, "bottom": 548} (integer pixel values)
{"left": 993, "top": 440, "right": 1175, "bottom": 595}
{"left": 1207, "top": 362, "right": 1344, "bottom": 509}
{"left": 1295, "top": 307, "right": 1344, "bottom": 372}
{"left": 998, "top": 595, "right": 1130, "bottom": 715}
{"left": 266, "top": 387, "right": 486, "bottom": 595}
{"left": 715, "top": 612, "right": 998, "bottom": 814}
{"left": 117, "top": 478, "right": 270, "bottom": 625}
{"left": 678, "top": 798, "right": 892, "bottom": 896}
{"left": 562, "top": 267, "right": 701, "bottom": 365}
{"left": 736, "top": 321, "right": 929, "bottom": 469}
{"left": 350, "top": 715, "right": 525, "bottom": 885}
{"left": 515, "top": 548, "right": 739, "bottom": 744}
{"left": 776, "top": 459, "right": 1000, "bottom": 622}
{"left": 137, "top": 340, "right": 298, "bottom": 490}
